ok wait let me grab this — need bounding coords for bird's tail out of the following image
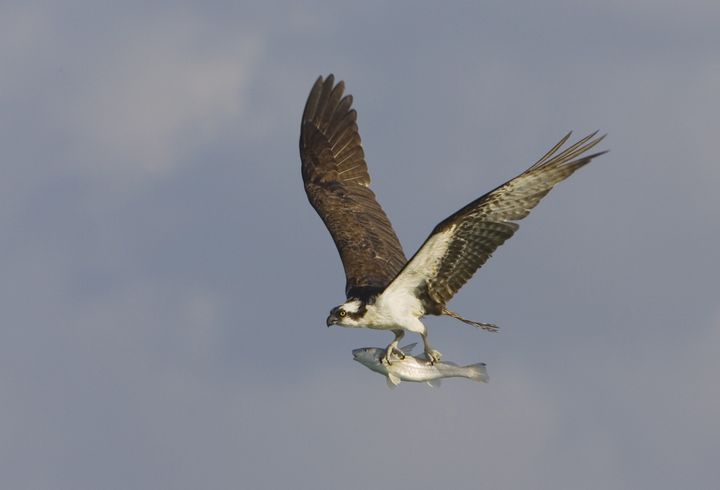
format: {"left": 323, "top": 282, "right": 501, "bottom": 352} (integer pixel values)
{"left": 465, "top": 362, "right": 489, "bottom": 383}
{"left": 443, "top": 308, "right": 499, "bottom": 332}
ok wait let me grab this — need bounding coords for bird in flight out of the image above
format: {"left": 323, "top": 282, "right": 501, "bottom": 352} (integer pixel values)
{"left": 300, "top": 74, "right": 606, "bottom": 364}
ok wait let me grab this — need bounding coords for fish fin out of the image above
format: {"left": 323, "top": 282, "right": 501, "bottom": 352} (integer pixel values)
{"left": 398, "top": 343, "right": 417, "bottom": 355}
{"left": 426, "top": 379, "right": 442, "bottom": 388}
{"left": 386, "top": 372, "right": 401, "bottom": 388}
{"left": 466, "top": 362, "right": 489, "bottom": 383}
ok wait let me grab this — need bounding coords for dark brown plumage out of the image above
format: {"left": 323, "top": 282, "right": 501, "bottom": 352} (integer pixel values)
{"left": 300, "top": 75, "right": 407, "bottom": 300}
{"left": 301, "top": 74, "right": 607, "bottom": 361}
{"left": 411, "top": 131, "right": 607, "bottom": 312}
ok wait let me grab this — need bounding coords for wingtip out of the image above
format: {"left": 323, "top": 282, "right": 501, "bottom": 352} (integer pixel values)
{"left": 587, "top": 149, "right": 610, "bottom": 159}
{"left": 311, "top": 74, "right": 327, "bottom": 92}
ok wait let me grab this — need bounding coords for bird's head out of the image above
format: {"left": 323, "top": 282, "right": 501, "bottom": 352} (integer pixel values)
{"left": 326, "top": 299, "right": 365, "bottom": 327}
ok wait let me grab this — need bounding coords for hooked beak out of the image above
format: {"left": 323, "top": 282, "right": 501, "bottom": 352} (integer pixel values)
{"left": 326, "top": 313, "right": 338, "bottom": 327}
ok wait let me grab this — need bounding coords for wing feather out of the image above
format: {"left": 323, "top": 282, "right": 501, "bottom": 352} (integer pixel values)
{"left": 300, "top": 75, "right": 407, "bottom": 299}
{"left": 382, "top": 132, "right": 607, "bottom": 312}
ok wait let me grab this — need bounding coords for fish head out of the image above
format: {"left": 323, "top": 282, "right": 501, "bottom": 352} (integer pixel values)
{"left": 352, "top": 347, "right": 383, "bottom": 366}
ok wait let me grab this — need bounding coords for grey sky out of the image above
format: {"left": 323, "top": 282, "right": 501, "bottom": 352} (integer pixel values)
{"left": 2, "top": 1, "right": 719, "bottom": 489}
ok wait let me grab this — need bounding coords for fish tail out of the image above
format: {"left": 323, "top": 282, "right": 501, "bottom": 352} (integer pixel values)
{"left": 465, "top": 362, "right": 489, "bottom": 383}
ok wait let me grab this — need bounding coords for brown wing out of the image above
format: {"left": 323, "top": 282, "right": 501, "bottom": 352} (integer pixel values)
{"left": 300, "top": 75, "right": 407, "bottom": 300}
{"left": 382, "top": 131, "right": 607, "bottom": 312}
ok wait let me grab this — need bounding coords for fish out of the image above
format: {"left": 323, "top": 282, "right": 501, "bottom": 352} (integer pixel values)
{"left": 352, "top": 343, "right": 489, "bottom": 388}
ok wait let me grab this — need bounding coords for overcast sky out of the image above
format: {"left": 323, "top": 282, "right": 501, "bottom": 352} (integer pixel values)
{"left": 2, "top": 1, "right": 719, "bottom": 489}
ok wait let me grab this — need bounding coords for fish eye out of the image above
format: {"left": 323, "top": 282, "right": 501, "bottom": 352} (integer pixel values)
{"left": 339, "top": 309, "right": 346, "bottom": 317}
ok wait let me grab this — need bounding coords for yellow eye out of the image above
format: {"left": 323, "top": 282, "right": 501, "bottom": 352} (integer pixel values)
{"left": 339, "top": 309, "right": 346, "bottom": 317}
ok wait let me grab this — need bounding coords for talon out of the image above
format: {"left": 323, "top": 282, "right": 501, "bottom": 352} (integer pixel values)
{"left": 382, "top": 347, "right": 395, "bottom": 366}
{"left": 384, "top": 330, "right": 405, "bottom": 366}
{"left": 425, "top": 349, "right": 442, "bottom": 365}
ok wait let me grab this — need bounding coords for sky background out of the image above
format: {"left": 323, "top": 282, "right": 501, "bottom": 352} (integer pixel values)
{"left": 2, "top": 1, "right": 719, "bottom": 489}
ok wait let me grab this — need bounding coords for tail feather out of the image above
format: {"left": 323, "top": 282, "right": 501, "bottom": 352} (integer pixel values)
{"left": 443, "top": 308, "right": 499, "bottom": 332}
{"left": 465, "top": 362, "right": 489, "bottom": 383}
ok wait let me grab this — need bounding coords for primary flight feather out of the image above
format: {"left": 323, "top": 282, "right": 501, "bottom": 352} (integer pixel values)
{"left": 300, "top": 74, "right": 606, "bottom": 364}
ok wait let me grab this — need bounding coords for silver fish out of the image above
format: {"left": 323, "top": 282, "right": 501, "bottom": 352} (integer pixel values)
{"left": 352, "top": 344, "right": 489, "bottom": 388}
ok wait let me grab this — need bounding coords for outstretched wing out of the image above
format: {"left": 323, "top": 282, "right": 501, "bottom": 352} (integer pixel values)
{"left": 300, "top": 75, "right": 407, "bottom": 300}
{"left": 381, "top": 131, "right": 607, "bottom": 313}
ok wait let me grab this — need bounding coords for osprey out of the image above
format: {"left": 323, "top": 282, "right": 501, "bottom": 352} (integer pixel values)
{"left": 300, "top": 74, "right": 606, "bottom": 364}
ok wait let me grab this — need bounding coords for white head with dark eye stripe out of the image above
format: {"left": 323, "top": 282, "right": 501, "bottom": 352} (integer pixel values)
{"left": 326, "top": 299, "right": 365, "bottom": 327}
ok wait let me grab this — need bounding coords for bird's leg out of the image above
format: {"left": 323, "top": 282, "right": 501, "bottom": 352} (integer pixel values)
{"left": 421, "top": 332, "right": 442, "bottom": 365}
{"left": 383, "top": 330, "right": 405, "bottom": 365}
